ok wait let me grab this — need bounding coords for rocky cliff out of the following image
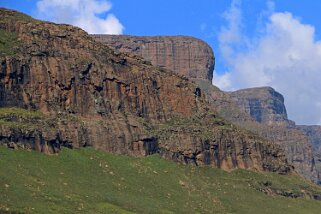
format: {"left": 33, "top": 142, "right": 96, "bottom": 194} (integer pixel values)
{"left": 0, "top": 8, "right": 292, "bottom": 173}
{"left": 230, "top": 87, "right": 292, "bottom": 126}
{"left": 91, "top": 35, "right": 215, "bottom": 82}
{"left": 298, "top": 125, "right": 321, "bottom": 182}
{"left": 194, "top": 82, "right": 319, "bottom": 182}
{"left": 89, "top": 33, "right": 319, "bottom": 181}
{"left": 298, "top": 126, "right": 321, "bottom": 155}
{"left": 227, "top": 87, "right": 319, "bottom": 183}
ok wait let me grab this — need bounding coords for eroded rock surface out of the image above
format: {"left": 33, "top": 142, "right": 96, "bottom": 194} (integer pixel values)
{"left": 197, "top": 83, "right": 318, "bottom": 182}
{"left": 98, "top": 33, "right": 317, "bottom": 181}
{"left": 0, "top": 8, "right": 291, "bottom": 174}
{"left": 91, "top": 35, "right": 215, "bottom": 82}
{"left": 230, "top": 87, "right": 291, "bottom": 126}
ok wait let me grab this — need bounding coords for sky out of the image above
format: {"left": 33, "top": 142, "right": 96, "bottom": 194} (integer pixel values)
{"left": 1, "top": 0, "right": 321, "bottom": 125}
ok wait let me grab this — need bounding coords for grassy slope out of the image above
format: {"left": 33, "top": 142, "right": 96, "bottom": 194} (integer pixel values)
{"left": 0, "top": 147, "right": 321, "bottom": 214}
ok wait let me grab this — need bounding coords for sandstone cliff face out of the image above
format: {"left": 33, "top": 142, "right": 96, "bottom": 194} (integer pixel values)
{"left": 194, "top": 81, "right": 319, "bottom": 182}
{"left": 178, "top": 79, "right": 320, "bottom": 183}
{"left": 91, "top": 35, "right": 215, "bottom": 82}
{"left": 0, "top": 9, "right": 201, "bottom": 156}
{"left": 98, "top": 34, "right": 319, "bottom": 181}
{"left": 230, "top": 87, "right": 291, "bottom": 126}
{"left": 298, "top": 126, "right": 321, "bottom": 155}
{"left": 298, "top": 125, "right": 321, "bottom": 183}
{"left": 0, "top": 8, "right": 291, "bottom": 173}
{"left": 226, "top": 87, "right": 319, "bottom": 182}
{"left": 155, "top": 112, "right": 291, "bottom": 173}
{"left": 91, "top": 32, "right": 316, "bottom": 180}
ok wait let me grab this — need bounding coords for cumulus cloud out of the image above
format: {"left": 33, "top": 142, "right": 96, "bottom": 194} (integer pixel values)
{"left": 214, "top": 1, "right": 321, "bottom": 125}
{"left": 36, "top": 0, "right": 124, "bottom": 34}
{"left": 218, "top": 0, "right": 244, "bottom": 64}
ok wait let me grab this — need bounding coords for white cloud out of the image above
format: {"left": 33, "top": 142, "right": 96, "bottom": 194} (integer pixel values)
{"left": 218, "top": 0, "right": 244, "bottom": 65}
{"left": 36, "top": 0, "right": 124, "bottom": 34}
{"left": 214, "top": 1, "right": 321, "bottom": 125}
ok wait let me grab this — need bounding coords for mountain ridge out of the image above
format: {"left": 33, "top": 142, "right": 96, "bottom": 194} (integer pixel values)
{"left": 92, "top": 34, "right": 321, "bottom": 183}
{"left": 0, "top": 8, "right": 291, "bottom": 173}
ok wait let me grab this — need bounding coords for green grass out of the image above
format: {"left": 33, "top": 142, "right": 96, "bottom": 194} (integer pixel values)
{"left": 0, "top": 147, "right": 321, "bottom": 213}
{"left": 152, "top": 112, "right": 238, "bottom": 143}
{"left": 0, "top": 8, "right": 34, "bottom": 23}
{"left": 0, "top": 108, "right": 43, "bottom": 118}
{"left": 0, "top": 108, "right": 44, "bottom": 131}
{"left": 0, "top": 29, "right": 20, "bottom": 56}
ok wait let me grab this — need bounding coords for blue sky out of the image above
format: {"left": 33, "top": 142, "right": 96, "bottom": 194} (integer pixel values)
{"left": 1, "top": 0, "right": 321, "bottom": 125}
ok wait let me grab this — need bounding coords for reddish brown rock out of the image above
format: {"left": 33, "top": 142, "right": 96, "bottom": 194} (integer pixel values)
{"left": 155, "top": 113, "right": 291, "bottom": 173}
{"left": 0, "top": 8, "right": 291, "bottom": 174}
{"left": 91, "top": 35, "right": 215, "bottom": 82}
{"left": 89, "top": 33, "right": 315, "bottom": 181}
{"left": 202, "top": 83, "right": 319, "bottom": 183}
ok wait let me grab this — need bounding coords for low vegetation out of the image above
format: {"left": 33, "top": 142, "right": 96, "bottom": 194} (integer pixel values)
{"left": 0, "top": 29, "right": 20, "bottom": 56}
{"left": 0, "top": 107, "right": 43, "bottom": 119}
{"left": 0, "top": 107, "right": 44, "bottom": 130}
{"left": 1, "top": 147, "right": 321, "bottom": 213}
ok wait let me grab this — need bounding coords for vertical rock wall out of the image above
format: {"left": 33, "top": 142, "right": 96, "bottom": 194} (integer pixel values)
{"left": 91, "top": 35, "right": 215, "bottom": 82}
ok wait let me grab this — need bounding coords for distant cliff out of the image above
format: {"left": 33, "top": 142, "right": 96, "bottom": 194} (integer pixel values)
{"left": 91, "top": 35, "right": 215, "bottom": 82}
{"left": 298, "top": 126, "right": 321, "bottom": 155}
{"left": 230, "top": 87, "right": 291, "bottom": 126}
{"left": 197, "top": 82, "right": 319, "bottom": 183}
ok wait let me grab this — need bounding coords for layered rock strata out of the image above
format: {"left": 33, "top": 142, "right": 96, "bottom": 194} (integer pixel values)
{"left": 228, "top": 87, "right": 319, "bottom": 182}
{"left": 230, "top": 87, "right": 291, "bottom": 126}
{"left": 0, "top": 8, "right": 291, "bottom": 173}
{"left": 92, "top": 34, "right": 320, "bottom": 182}
{"left": 91, "top": 35, "right": 215, "bottom": 82}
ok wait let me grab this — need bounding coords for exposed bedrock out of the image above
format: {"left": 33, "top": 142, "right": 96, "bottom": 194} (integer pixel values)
{"left": 0, "top": 8, "right": 292, "bottom": 174}
{"left": 229, "top": 87, "right": 291, "bottom": 126}
{"left": 196, "top": 81, "right": 320, "bottom": 183}
{"left": 95, "top": 33, "right": 318, "bottom": 181}
{"left": 91, "top": 35, "right": 215, "bottom": 82}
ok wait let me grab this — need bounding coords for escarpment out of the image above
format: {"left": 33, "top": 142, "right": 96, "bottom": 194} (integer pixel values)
{"left": 298, "top": 125, "right": 321, "bottom": 183}
{"left": 91, "top": 35, "right": 215, "bottom": 82}
{"left": 155, "top": 112, "right": 291, "bottom": 173}
{"left": 0, "top": 8, "right": 201, "bottom": 155}
{"left": 230, "top": 87, "right": 290, "bottom": 126}
{"left": 298, "top": 126, "right": 321, "bottom": 156}
{"left": 91, "top": 33, "right": 318, "bottom": 181}
{"left": 227, "top": 87, "right": 319, "bottom": 183}
{"left": 195, "top": 82, "right": 319, "bottom": 182}
{"left": 0, "top": 8, "right": 292, "bottom": 173}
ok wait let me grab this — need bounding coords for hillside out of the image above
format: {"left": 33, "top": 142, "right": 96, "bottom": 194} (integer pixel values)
{"left": 1, "top": 147, "right": 321, "bottom": 214}
{"left": 1, "top": 7, "right": 321, "bottom": 213}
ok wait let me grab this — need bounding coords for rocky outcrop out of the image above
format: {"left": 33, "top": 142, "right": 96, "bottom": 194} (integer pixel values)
{"left": 91, "top": 35, "right": 215, "bottom": 82}
{"left": 221, "top": 86, "right": 319, "bottom": 182}
{"left": 194, "top": 82, "right": 319, "bottom": 182}
{"left": 297, "top": 125, "right": 321, "bottom": 183}
{"left": 298, "top": 126, "right": 321, "bottom": 155}
{"left": 0, "top": 8, "right": 292, "bottom": 174}
{"left": 226, "top": 87, "right": 319, "bottom": 182}
{"left": 99, "top": 34, "right": 317, "bottom": 181}
{"left": 155, "top": 112, "right": 291, "bottom": 173}
{"left": 88, "top": 33, "right": 318, "bottom": 182}
{"left": 230, "top": 87, "right": 292, "bottom": 126}
{"left": 0, "top": 9, "right": 201, "bottom": 156}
